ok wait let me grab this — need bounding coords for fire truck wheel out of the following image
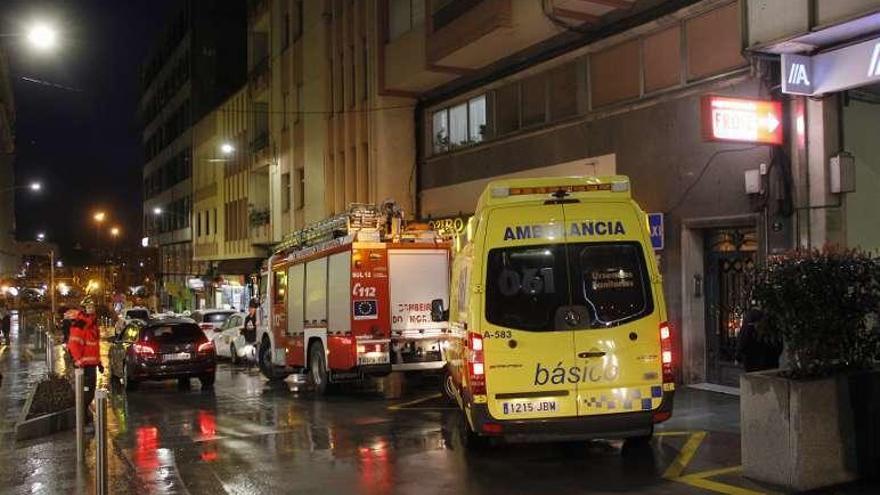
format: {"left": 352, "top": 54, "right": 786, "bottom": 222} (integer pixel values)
{"left": 308, "top": 341, "right": 329, "bottom": 395}
{"left": 259, "top": 336, "right": 289, "bottom": 382}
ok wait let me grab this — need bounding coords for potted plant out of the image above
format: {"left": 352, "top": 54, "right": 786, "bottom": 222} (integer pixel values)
{"left": 741, "top": 247, "right": 880, "bottom": 491}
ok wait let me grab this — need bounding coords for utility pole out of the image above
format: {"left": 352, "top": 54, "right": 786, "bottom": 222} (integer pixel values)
{"left": 49, "top": 249, "right": 55, "bottom": 333}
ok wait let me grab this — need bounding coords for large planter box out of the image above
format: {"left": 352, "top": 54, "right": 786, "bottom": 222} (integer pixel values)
{"left": 741, "top": 370, "right": 880, "bottom": 492}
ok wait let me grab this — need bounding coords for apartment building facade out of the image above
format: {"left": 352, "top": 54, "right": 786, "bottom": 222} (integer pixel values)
{"left": 192, "top": 87, "right": 270, "bottom": 309}
{"left": 140, "top": 0, "right": 247, "bottom": 311}
{"left": 244, "top": 0, "right": 417, "bottom": 241}
{"left": 0, "top": 48, "right": 17, "bottom": 277}
{"left": 386, "top": 0, "right": 880, "bottom": 387}
{"left": 184, "top": 0, "right": 880, "bottom": 387}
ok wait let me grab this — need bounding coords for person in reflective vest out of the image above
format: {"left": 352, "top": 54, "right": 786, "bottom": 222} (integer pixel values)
{"left": 67, "top": 297, "right": 104, "bottom": 424}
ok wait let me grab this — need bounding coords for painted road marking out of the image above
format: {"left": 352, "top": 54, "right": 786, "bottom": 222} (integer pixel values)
{"left": 662, "top": 430, "right": 707, "bottom": 479}
{"left": 661, "top": 430, "right": 768, "bottom": 495}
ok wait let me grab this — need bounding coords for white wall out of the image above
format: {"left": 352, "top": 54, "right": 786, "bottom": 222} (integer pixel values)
{"left": 844, "top": 98, "right": 880, "bottom": 251}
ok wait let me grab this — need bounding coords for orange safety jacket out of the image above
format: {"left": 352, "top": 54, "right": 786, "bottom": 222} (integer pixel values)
{"left": 68, "top": 311, "right": 100, "bottom": 367}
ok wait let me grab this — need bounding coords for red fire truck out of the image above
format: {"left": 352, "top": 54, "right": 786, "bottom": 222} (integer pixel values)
{"left": 256, "top": 203, "right": 451, "bottom": 394}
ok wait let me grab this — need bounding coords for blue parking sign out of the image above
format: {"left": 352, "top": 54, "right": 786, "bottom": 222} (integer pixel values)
{"left": 648, "top": 213, "right": 664, "bottom": 251}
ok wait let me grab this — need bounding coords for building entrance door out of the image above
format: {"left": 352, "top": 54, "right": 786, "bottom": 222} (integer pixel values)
{"left": 704, "top": 228, "right": 757, "bottom": 386}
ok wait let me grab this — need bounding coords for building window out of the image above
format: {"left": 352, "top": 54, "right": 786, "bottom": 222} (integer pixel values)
{"left": 294, "top": 168, "right": 305, "bottom": 210}
{"left": 205, "top": 209, "right": 210, "bottom": 236}
{"left": 295, "top": 83, "right": 303, "bottom": 123}
{"left": 521, "top": 74, "right": 547, "bottom": 128}
{"left": 388, "top": 0, "right": 425, "bottom": 42}
{"left": 468, "top": 95, "right": 487, "bottom": 143}
{"left": 448, "top": 103, "right": 467, "bottom": 146}
{"left": 432, "top": 94, "right": 487, "bottom": 153}
{"left": 432, "top": 109, "right": 448, "bottom": 153}
{"left": 197, "top": 211, "right": 202, "bottom": 237}
{"left": 282, "top": 91, "right": 290, "bottom": 129}
{"left": 295, "top": 0, "right": 303, "bottom": 41}
{"left": 283, "top": 12, "right": 291, "bottom": 49}
{"left": 214, "top": 208, "right": 217, "bottom": 235}
{"left": 362, "top": 38, "right": 369, "bottom": 102}
{"left": 549, "top": 62, "right": 579, "bottom": 121}
{"left": 495, "top": 83, "right": 520, "bottom": 136}
{"left": 282, "top": 173, "right": 291, "bottom": 213}
{"left": 252, "top": 102, "right": 270, "bottom": 151}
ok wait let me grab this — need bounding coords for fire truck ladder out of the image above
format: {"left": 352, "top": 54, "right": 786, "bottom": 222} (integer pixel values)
{"left": 275, "top": 204, "right": 383, "bottom": 253}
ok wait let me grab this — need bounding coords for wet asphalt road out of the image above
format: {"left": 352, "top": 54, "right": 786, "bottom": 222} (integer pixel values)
{"left": 0, "top": 330, "right": 753, "bottom": 495}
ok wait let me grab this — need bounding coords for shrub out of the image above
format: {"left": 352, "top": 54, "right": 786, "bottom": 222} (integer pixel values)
{"left": 27, "top": 374, "right": 75, "bottom": 419}
{"left": 750, "top": 247, "right": 880, "bottom": 378}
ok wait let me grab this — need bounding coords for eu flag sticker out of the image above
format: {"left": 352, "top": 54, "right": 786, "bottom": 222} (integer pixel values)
{"left": 353, "top": 300, "right": 378, "bottom": 320}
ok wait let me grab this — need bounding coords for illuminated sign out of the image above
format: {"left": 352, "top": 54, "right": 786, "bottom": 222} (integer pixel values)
{"left": 701, "top": 96, "right": 783, "bottom": 145}
{"left": 427, "top": 216, "right": 470, "bottom": 237}
{"left": 781, "top": 35, "right": 880, "bottom": 96}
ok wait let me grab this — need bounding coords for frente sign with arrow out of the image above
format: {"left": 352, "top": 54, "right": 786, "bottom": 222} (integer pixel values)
{"left": 700, "top": 95, "right": 783, "bottom": 145}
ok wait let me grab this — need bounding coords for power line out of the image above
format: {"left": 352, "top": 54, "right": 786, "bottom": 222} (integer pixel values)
{"left": 665, "top": 146, "right": 762, "bottom": 214}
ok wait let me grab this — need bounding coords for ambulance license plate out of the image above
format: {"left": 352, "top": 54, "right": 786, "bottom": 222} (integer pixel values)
{"left": 162, "top": 352, "right": 190, "bottom": 362}
{"left": 501, "top": 399, "right": 558, "bottom": 415}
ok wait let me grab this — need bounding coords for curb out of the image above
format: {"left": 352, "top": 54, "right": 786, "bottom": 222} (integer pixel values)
{"left": 15, "top": 408, "right": 76, "bottom": 441}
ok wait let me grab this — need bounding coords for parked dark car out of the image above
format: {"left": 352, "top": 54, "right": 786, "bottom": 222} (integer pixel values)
{"left": 109, "top": 319, "right": 216, "bottom": 391}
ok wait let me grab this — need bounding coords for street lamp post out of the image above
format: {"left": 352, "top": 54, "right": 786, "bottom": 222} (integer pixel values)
{"left": 0, "top": 181, "right": 43, "bottom": 195}
{"left": 92, "top": 211, "right": 106, "bottom": 304}
{"left": 33, "top": 234, "right": 56, "bottom": 335}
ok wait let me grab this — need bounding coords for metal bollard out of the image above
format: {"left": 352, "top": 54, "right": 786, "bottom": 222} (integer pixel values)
{"left": 95, "top": 390, "right": 108, "bottom": 495}
{"left": 45, "top": 331, "right": 53, "bottom": 375}
{"left": 74, "top": 367, "right": 84, "bottom": 465}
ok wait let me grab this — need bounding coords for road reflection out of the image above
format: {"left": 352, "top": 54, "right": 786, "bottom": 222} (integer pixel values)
{"left": 95, "top": 362, "right": 670, "bottom": 494}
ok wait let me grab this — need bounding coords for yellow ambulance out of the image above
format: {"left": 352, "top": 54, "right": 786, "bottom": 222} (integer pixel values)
{"left": 432, "top": 176, "right": 674, "bottom": 447}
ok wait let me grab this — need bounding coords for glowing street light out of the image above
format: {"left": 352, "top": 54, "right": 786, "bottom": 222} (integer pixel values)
{"left": 26, "top": 22, "right": 58, "bottom": 52}
{"left": 36, "top": 232, "right": 45, "bottom": 241}
{"left": 152, "top": 207, "right": 163, "bottom": 215}
{"left": 93, "top": 211, "right": 106, "bottom": 223}
{"left": 220, "top": 142, "right": 235, "bottom": 155}
{"left": 0, "top": 180, "right": 43, "bottom": 195}
{"left": 110, "top": 226, "right": 120, "bottom": 237}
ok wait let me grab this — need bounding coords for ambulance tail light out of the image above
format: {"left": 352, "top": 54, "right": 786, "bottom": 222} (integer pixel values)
{"left": 660, "top": 322, "right": 674, "bottom": 383}
{"left": 467, "top": 332, "right": 486, "bottom": 395}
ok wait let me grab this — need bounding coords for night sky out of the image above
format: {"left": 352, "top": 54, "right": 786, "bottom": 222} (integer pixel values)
{"left": 2, "top": 0, "right": 177, "bottom": 261}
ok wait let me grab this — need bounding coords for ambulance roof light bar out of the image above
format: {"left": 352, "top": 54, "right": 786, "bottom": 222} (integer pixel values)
{"left": 489, "top": 177, "right": 630, "bottom": 199}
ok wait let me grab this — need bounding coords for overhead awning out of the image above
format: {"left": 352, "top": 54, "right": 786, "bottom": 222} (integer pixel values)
{"left": 750, "top": 11, "right": 880, "bottom": 96}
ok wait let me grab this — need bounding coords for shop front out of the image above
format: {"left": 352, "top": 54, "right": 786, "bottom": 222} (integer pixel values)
{"left": 750, "top": 4, "right": 880, "bottom": 252}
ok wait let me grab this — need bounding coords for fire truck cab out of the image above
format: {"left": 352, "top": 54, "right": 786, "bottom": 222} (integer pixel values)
{"left": 257, "top": 203, "right": 451, "bottom": 393}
